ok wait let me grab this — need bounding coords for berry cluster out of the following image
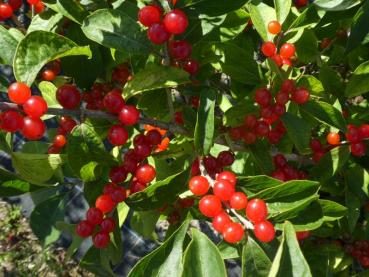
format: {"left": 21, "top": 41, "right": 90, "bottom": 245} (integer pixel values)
{"left": 262, "top": 21, "right": 296, "bottom": 67}
{"left": 0, "top": 0, "right": 44, "bottom": 20}
{"left": 345, "top": 240, "right": 369, "bottom": 269}
{"left": 229, "top": 79, "right": 310, "bottom": 145}
{"left": 1, "top": 82, "right": 47, "bottom": 140}
{"left": 138, "top": 5, "right": 199, "bottom": 75}
{"left": 189, "top": 167, "right": 275, "bottom": 244}
{"left": 271, "top": 154, "right": 308, "bottom": 181}
{"left": 143, "top": 124, "right": 170, "bottom": 153}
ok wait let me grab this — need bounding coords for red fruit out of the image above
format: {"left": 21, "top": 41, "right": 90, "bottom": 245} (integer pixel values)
{"left": 135, "top": 164, "right": 156, "bottom": 184}
{"left": 41, "top": 69, "right": 56, "bottom": 81}
{"left": 96, "top": 195, "right": 116, "bottom": 213}
{"left": 320, "top": 38, "right": 331, "bottom": 50}
{"left": 103, "top": 89, "right": 125, "bottom": 114}
{"left": 261, "top": 41, "right": 276, "bottom": 57}
{"left": 255, "top": 88, "right": 272, "bottom": 107}
{"left": 216, "top": 171, "right": 237, "bottom": 187}
{"left": 122, "top": 159, "right": 138, "bottom": 174}
{"left": 260, "top": 106, "right": 274, "bottom": 119}
{"left": 54, "top": 135, "right": 67, "bottom": 148}
{"left": 93, "top": 232, "right": 110, "bottom": 248}
{"left": 0, "top": 110, "right": 23, "bottom": 132}
{"left": 271, "top": 54, "right": 283, "bottom": 67}
{"left": 100, "top": 218, "right": 116, "bottom": 233}
{"left": 59, "top": 116, "right": 76, "bottom": 133}
{"left": 189, "top": 176, "right": 209, "bottom": 195}
{"left": 296, "top": 231, "right": 311, "bottom": 240}
{"left": 119, "top": 105, "right": 140, "bottom": 125}
{"left": 255, "top": 120, "right": 270, "bottom": 137}
{"left": 280, "top": 43, "right": 296, "bottom": 59}
{"left": 271, "top": 170, "right": 287, "bottom": 181}
{"left": 254, "top": 221, "right": 275, "bottom": 242}
{"left": 351, "top": 142, "right": 366, "bottom": 157}
{"left": 281, "top": 79, "right": 295, "bottom": 93}
{"left": 213, "top": 180, "right": 235, "bottom": 201}
{"left": 359, "top": 124, "right": 369, "bottom": 139}
{"left": 48, "top": 145, "right": 61, "bottom": 154}
{"left": 0, "top": 3, "right": 13, "bottom": 19}
{"left": 23, "top": 96, "right": 48, "bottom": 118}
{"left": 138, "top": 5, "right": 162, "bottom": 27}
{"left": 103, "top": 183, "right": 118, "bottom": 195}
{"left": 244, "top": 114, "right": 257, "bottom": 129}
{"left": 169, "top": 40, "right": 192, "bottom": 60}
{"left": 111, "top": 187, "right": 127, "bottom": 203}
{"left": 310, "top": 138, "right": 323, "bottom": 151}
{"left": 27, "top": 0, "right": 40, "bottom": 4}
{"left": 109, "top": 166, "right": 127, "bottom": 183}
{"left": 86, "top": 207, "right": 103, "bottom": 225}
{"left": 291, "top": 87, "right": 309, "bottom": 104}
{"left": 313, "top": 150, "right": 325, "bottom": 162}
{"left": 134, "top": 143, "right": 152, "bottom": 159}
{"left": 199, "top": 195, "right": 223, "bottom": 217}
{"left": 147, "top": 23, "right": 170, "bottom": 44}
{"left": 230, "top": 192, "right": 248, "bottom": 210}
{"left": 217, "top": 151, "right": 235, "bottom": 167}
{"left": 8, "top": 82, "right": 31, "bottom": 104}
{"left": 108, "top": 125, "right": 128, "bottom": 146}
{"left": 146, "top": 129, "right": 162, "bottom": 145}
{"left": 130, "top": 180, "right": 147, "bottom": 194}
{"left": 274, "top": 104, "right": 286, "bottom": 116}
{"left": 275, "top": 91, "right": 290, "bottom": 105}
{"left": 183, "top": 60, "right": 200, "bottom": 75}
{"left": 243, "top": 131, "right": 257, "bottom": 144}
{"left": 191, "top": 96, "right": 200, "bottom": 108}
{"left": 163, "top": 9, "right": 188, "bottom": 35}
{"left": 203, "top": 155, "right": 218, "bottom": 172}
{"left": 346, "top": 125, "right": 360, "bottom": 143}
{"left": 246, "top": 198, "right": 268, "bottom": 223}
{"left": 212, "top": 212, "right": 232, "bottom": 233}
{"left": 56, "top": 84, "right": 81, "bottom": 109}
{"left": 222, "top": 222, "right": 244, "bottom": 243}
{"left": 326, "top": 132, "right": 340, "bottom": 146}
{"left": 9, "top": 0, "right": 22, "bottom": 10}
{"left": 229, "top": 127, "right": 242, "bottom": 141}
{"left": 134, "top": 134, "right": 146, "bottom": 146}
{"left": 268, "top": 130, "right": 282, "bottom": 144}
{"left": 33, "top": 1, "right": 45, "bottom": 13}
{"left": 76, "top": 220, "right": 94, "bottom": 237}
{"left": 175, "top": 111, "right": 184, "bottom": 125}
{"left": 268, "top": 20, "right": 281, "bottom": 35}
{"left": 21, "top": 116, "right": 45, "bottom": 140}
{"left": 179, "top": 198, "right": 195, "bottom": 208}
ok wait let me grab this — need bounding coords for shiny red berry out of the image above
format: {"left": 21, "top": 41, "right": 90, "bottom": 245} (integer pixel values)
{"left": 351, "top": 142, "right": 366, "bottom": 157}
{"left": 147, "top": 23, "right": 170, "bottom": 44}
{"left": 76, "top": 220, "right": 94, "bottom": 237}
{"left": 108, "top": 125, "right": 129, "bottom": 146}
{"left": 199, "top": 195, "right": 223, "bottom": 218}
{"left": 0, "top": 110, "right": 23, "bottom": 132}
{"left": 119, "top": 105, "right": 140, "bottom": 125}
{"left": 326, "top": 132, "right": 340, "bottom": 146}
{"left": 169, "top": 40, "right": 192, "bottom": 60}
{"left": 271, "top": 54, "right": 283, "bottom": 67}
{"left": 100, "top": 217, "right": 116, "bottom": 233}
{"left": 93, "top": 232, "right": 110, "bottom": 248}
{"left": 359, "top": 124, "right": 369, "bottom": 139}
{"left": 95, "top": 194, "right": 116, "bottom": 213}
{"left": 54, "top": 134, "right": 67, "bottom": 148}
{"left": 8, "top": 82, "right": 31, "bottom": 104}
{"left": 280, "top": 43, "right": 296, "bottom": 59}
{"left": 86, "top": 207, "right": 103, "bottom": 225}
{"left": 255, "top": 88, "right": 272, "bottom": 107}
{"left": 216, "top": 171, "right": 237, "bottom": 187}
{"left": 217, "top": 151, "right": 235, "bottom": 167}
{"left": 275, "top": 91, "right": 290, "bottom": 105}
{"left": 138, "top": 5, "right": 162, "bottom": 27}
{"left": 183, "top": 59, "right": 200, "bottom": 75}
{"left": 163, "top": 9, "right": 188, "bottom": 35}
{"left": 145, "top": 129, "right": 162, "bottom": 145}
{"left": 296, "top": 231, "right": 311, "bottom": 240}
{"left": 273, "top": 154, "right": 287, "bottom": 168}
{"left": 23, "top": 96, "right": 48, "bottom": 118}
{"left": 346, "top": 125, "right": 360, "bottom": 143}
{"left": 268, "top": 20, "right": 281, "bottom": 35}
{"left": 109, "top": 166, "right": 127, "bottom": 183}
{"left": 281, "top": 79, "right": 295, "bottom": 93}
{"left": 103, "top": 89, "right": 125, "bottom": 114}
{"left": 255, "top": 120, "right": 270, "bottom": 137}
{"left": 111, "top": 187, "right": 127, "bottom": 203}
{"left": 246, "top": 198, "right": 268, "bottom": 223}
{"left": 222, "top": 222, "right": 244, "bottom": 243}
{"left": 56, "top": 84, "right": 81, "bottom": 109}
{"left": 261, "top": 41, "right": 276, "bottom": 57}
{"left": 212, "top": 212, "right": 232, "bottom": 233}
{"left": 244, "top": 114, "right": 257, "bottom": 129}
{"left": 291, "top": 87, "right": 309, "bottom": 104}
{"left": 254, "top": 220, "right": 275, "bottom": 242}
{"left": 9, "top": 0, "right": 22, "bottom": 10}
{"left": 213, "top": 180, "right": 235, "bottom": 201}
{"left": 0, "top": 3, "right": 13, "bottom": 19}
{"left": 135, "top": 164, "right": 156, "bottom": 184}
{"left": 27, "top": 0, "right": 40, "bottom": 4}
{"left": 230, "top": 192, "right": 248, "bottom": 210}
{"left": 21, "top": 116, "right": 45, "bottom": 140}
{"left": 41, "top": 69, "right": 56, "bottom": 81}
{"left": 59, "top": 116, "right": 77, "bottom": 133}
{"left": 189, "top": 176, "right": 209, "bottom": 195}
{"left": 130, "top": 180, "right": 147, "bottom": 194}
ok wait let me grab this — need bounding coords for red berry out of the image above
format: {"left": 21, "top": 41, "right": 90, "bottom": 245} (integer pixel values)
{"left": 313, "top": 150, "right": 325, "bottom": 162}
{"left": 291, "top": 87, "right": 309, "bottom": 104}
{"left": 183, "top": 59, "right": 200, "bottom": 75}
{"left": 59, "top": 116, "right": 76, "bottom": 133}
{"left": 310, "top": 138, "right": 323, "bottom": 151}
{"left": 275, "top": 91, "right": 290, "bottom": 105}
{"left": 296, "top": 231, "right": 311, "bottom": 240}
{"left": 23, "top": 96, "right": 48, "bottom": 118}
{"left": 351, "top": 142, "right": 366, "bottom": 157}
{"left": 76, "top": 220, "right": 94, "bottom": 237}
{"left": 255, "top": 120, "right": 270, "bottom": 137}
{"left": 119, "top": 105, "right": 140, "bottom": 125}
{"left": 260, "top": 106, "right": 274, "bottom": 119}
{"left": 175, "top": 111, "right": 184, "bottom": 125}
{"left": 246, "top": 198, "right": 268, "bottom": 223}
{"left": 9, "top": 0, "right": 22, "bottom": 10}
{"left": 95, "top": 194, "right": 116, "bottom": 213}
{"left": 273, "top": 154, "right": 287, "bottom": 168}
{"left": 41, "top": 69, "right": 56, "bottom": 81}
{"left": 320, "top": 38, "right": 331, "bottom": 50}
{"left": 271, "top": 54, "right": 283, "bottom": 67}
{"left": 179, "top": 198, "right": 195, "bottom": 208}
{"left": 138, "top": 5, "right": 162, "bottom": 27}
{"left": 163, "top": 9, "right": 188, "bottom": 35}
{"left": 326, "top": 132, "right": 340, "bottom": 146}
{"left": 56, "top": 84, "right": 81, "bottom": 109}
{"left": 203, "top": 155, "right": 218, "bottom": 172}
{"left": 271, "top": 170, "right": 287, "bottom": 181}
{"left": 27, "top": 0, "right": 40, "bottom": 4}
{"left": 222, "top": 222, "right": 244, "bottom": 243}
{"left": 147, "top": 23, "right": 170, "bottom": 44}
{"left": 282, "top": 58, "right": 292, "bottom": 67}
{"left": 111, "top": 187, "right": 127, "bottom": 203}
{"left": 103, "top": 183, "right": 118, "bottom": 195}
{"left": 135, "top": 164, "right": 156, "bottom": 184}
{"left": 281, "top": 79, "right": 295, "bottom": 93}
{"left": 217, "top": 151, "right": 235, "bottom": 167}
{"left": 274, "top": 104, "right": 286, "bottom": 116}
{"left": 100, "top": 217, "right": 116, "bottom": 233}
{"left": 216, "top": 171, "right": 237, "bottom": 187}
{"left": 346, "top": 124, "right": 360, "bottom": 143}
{"left": 48, "top": 145, "right": 61, "bottom": 154}
{"left": 86, "top": 207, "right": 103, "bottom": 225}
{"left": 244, "top": 114, "right": 257, "bottom": 129}
{"left": 109, "top": 166, "right": 127, "bottom": 183}
{"left": 130, "top": 180, "right": 147, "bottom": 194}
{"left": 243, "top": 131, "right": 257, "bottom": 144}
{"left": 54, "top": 134, "right": 67, "bottom": 148}
{"left": 191, "top": 159, "right": 200, "bottom": 176}
{"left": 108, "top": 125, "right": 128, "bottom": 146}
{"left": 212, "top": 212, "right": 232, "bottom": 233}
{"left": 199, "top": 195, "right": 223, "bottom": 217}
{"left": 261, "top": 41, "right": 276, "bottom": 57}
{"left": 0, "top": 3, "right": 13, "bottom": 19}
{"left": 145, "top": 129, "right": 162, "bottom": 145}
{"left": 359, "top": 124, "right": 369, "bottom": 139}
{"left": 189, "top": 176, "right": 209, "bottom": 196}
{"left": 133, "top": 134, "right": 147, "bottom": 146}
{"left": 33, "top": 1, "right": 45, "bottom": 13}
{"left": 169, "top": 40, "right": 192, "bottom": 60}
{"left": 123, "top": 159, "right": 138, "bottom": 174}
{"left": 21, "top": 116, "right": 45, "bottom": 140}
{"left": 134, "top": 144, "right": 152, "bottom": 159}
{"left": 230, "top": 192, "right": 248, "bottom": 210}
{"left": 280, "top": 43, "right": 296, "bottom": 59}
{"left": 0, "top": 110, "right": 23, "bottom": 132}
{"left": 8, "top": 82, "right": 31, "bottom": 104}
{"left": 93, "top": 232, "right": 110, "bottom": 248}
{"left": 213, "top": 180, "right": 235, "bottom": 201}
{"left": 254, "top": 220, "right": 275, "bottom": 242}
{"left": 103, "top": 89, "right": 125, "bottom": 114}
{"left": 268, "top": 20, "right": 281, "bottom": 35}
{"left": 268, "top": 130, "right": 282, "bottom": 144}
{"left": 255, "top": 88, "right": 272, "bottom": 107}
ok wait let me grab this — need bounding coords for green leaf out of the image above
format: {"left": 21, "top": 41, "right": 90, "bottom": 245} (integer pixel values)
{"left": 194, "top": 89, "right": 216, "bottom": 155}
{"left": 123, "top": 64, "right": 189, "bottom": 100}
{"left": 288, "top": 6, "right": 320, "bottom": 31}
{"left": 66, "top": 123, "right": 117, "bottom": 178}
{"left": 38, "top": 81, "right": 62, "bottom": 120}
{"left": 217, "top": 241, "right": 239, "bottom": 259}
{"left": 296, "top": 75, "right": 324, "bottom": 96}
{"left": 310, "top": 146, "right": 350, "bottom": 182}
{"left": 269, "top": 221, "right": 312, "bottom": 277}
{"left": 183, "top": 0, "right": 248, "bottom": 17}
{"left": 313, "top": 0, "right": 361, "bottom": 11}
{"left": 55, "top": 221, "right": 84, "bottom": 256}
{"left": 27, "top": 9, "right": 64, "bottom": 33}
{"left": 284, "top": 201, "right": 324, "bottom": 231}
{"left": 0, "top": 168, "right": 35, "bottom": 196}
{"left": 248, "top": 140, "right": 274, "bottom": 174}
{"left": 345, "top": 61, "right": 369, "bottom": 97}
{"left": 346, "top": 2, "right": 369, "bottom": 53}
{"left": 128, "top": 220, "right": 189, "bottom": 277}
{"left": 319, "top": 64, "right": 344, "bottom": 95}
{"left": 274, "top": 0, "right": 291, "bottom": 24}
{"left": 80, "top": 247, "right": 116, "bottom": 277}
{"left": 318, "top": 199, "right": 347, "bottom": 221}
{"left": 249, "top": 1, "right": 276, "bottom": 41}
{"left": 82, "top": 9, "right": 150, "bottom": 54}
{"left": 21, "top": 141, "right": 49, "bottom": 154}
{"left": 0, "top": 25, "right": 21, "bottom": 65}
{"left": 345, "top": 190, "right": 361, "bottom": 233}
{"left": 30, "top": 194, "right": 66, "bottom": 246}
{"left": 0, "top": 131, "right": 12, "bottom": 153}
{"left": 80, "top": 161, "right": 102, "bottom": 182}
{"left": 237, "top": 175, "right": 282, "bottom": 196}
{"left": 13, "top": 31, "right": 91, "bottom": 86}
{"left": 11, "top": 152, "right": 64, "bottom": 185}
{"left": 43, "top": 0, "right": 88, "bottom": 24}
{"left": 126, "top": 168, "right": 190, "bottom": 211}
{"left": 280, "top": 112, "right": 311, "bottom": 154}
{"left": 294, "top": 30, "right": 319, "bottom": 64}
{"left": 182, "top": 228, "right": 227, "bottom": 277}
{"left": 242, "top": 237, "right": 271, "bottom": 277}
{"left": 130, "top": 210, "right": 160, "bottom": 239}
{"left": 300, "top": 101, "right": 347, "bottom": 131}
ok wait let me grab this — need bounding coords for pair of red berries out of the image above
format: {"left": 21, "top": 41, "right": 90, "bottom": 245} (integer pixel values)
{"left": 0, "top": 0, "right": 44, "bottom": 20}
{"left": 191, "top": 151, "right": 235, "bottom": 179}
{"left": 271, "top": 154, "right": 308, "bottom": 181}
